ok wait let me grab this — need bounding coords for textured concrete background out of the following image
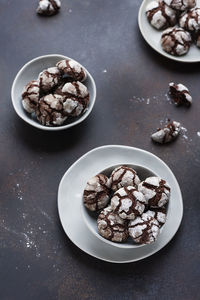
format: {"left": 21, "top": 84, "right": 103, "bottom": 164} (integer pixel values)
{"left": 0, "top": 0, "right": 200, "bottom": 299}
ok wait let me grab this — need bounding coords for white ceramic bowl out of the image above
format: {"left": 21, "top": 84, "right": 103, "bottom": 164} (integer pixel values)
{"left": 58, "top": 145, "right": 183, "bottom": 263}
{"left": 81, "top": 163, "right": 167, "bottom": 249}
{"left": 11, "top": 54, "right": 96, "bottom": 131}
{"left": 138, "top": 0, "right": 200, "bottom": 63}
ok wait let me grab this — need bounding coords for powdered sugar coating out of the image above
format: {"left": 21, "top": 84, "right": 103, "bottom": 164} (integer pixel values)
{"left": 38, "top": 67, "right": 61, "bottom": 93}
{"left": 36, "top": 94, "right": 67, "bottom": 126}
{"left": 179, "top": 8, "right": 200, "bottom": 33}
{"left": 110, "top": 166, "right": 141, "bottom": 192}
{"left": 128, "top": 212, "right": 160, "bottom": 244}
{"left": 164, "top": 0, "right": 196, "bottom": 11}
{"left": 37, "top": 0, "right": 61, "bottom": 16}
{"left": 111, "top": 186, "right": 146, "bottom": 220}
{"left": 169, "top": 82, "right": 192, "bottom": 105}
{"left": 83, "top": 174, "right": 111, "bottom": 211}
{"left": 62, "top": 81, "right": 89, "bottom": 116}
{"left": 138, "top": 177, "right": 170, "bottom": 208}
{"left": 146, "top": 1, "right": 177, "bottom": 30}
{"left": 145, "top": 208, "right": 167, "bottom": 226}
{"left": 56, "top": 59, "right": 87, "bottom": 82}
{"left": 62, "top": 81, "right": 89, "bottom": 98}
{"left": 97, "top": 206, "right": 128, "bottom": 242}
{"left": 151, "top": 120, "right": 181, "bottom": 143}
{"left": 161, "top": 27, "right": 192, "bottom": 56}
{"left": 22, "top": 80, "right": 40, "bottom": 113}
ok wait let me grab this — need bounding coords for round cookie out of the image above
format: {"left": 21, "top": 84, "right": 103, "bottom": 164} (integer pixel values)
{"left": 110, "top": 166, "right": 141, "bottom": 192}
{"left": 179, "top": 8, "right": 200, "bottom": 33}
{"left": 146, "top": 0, "right": 177, "bottom": 30}
{"left": 163, "top": 0, "right": 196, "bottom": 11}
{"left": 22, "top": 80, "right": 40, "bottom": 113}
{"left": 36, "top": 94, "right": 67, "bottom": 126}
{"left": 151, "top": 120, "right": 181, "bottom": 144}
{"left": 138, "top": 176, "right": 170, "bottom": 208}
{"left": 169, "top": 82, "right": 192, "bottom": 106}
{"left": 37, "top": 0, "right": 61, "bottom": 16}
{"left": 161, "top": 27, "right": 192, "bottom": 56}
{"left": 97, "top": 206, "right": 128, "bottom": 242}
{"left": 145, "top": 208, "right": 167, "bottom": 227}
{"left": 128, "top": 212, "right": 160, "bottom": 244}
{"left": 56, "top": 59, "right": 87, "bottom": 82}
{"left": 83, "top": 174, "right": 111, "bottom": 211}
{"left": 38, "top": 67, "right": 61, "bottom": 93}
{"left": 62, "top": 81, "right": 89, "bottom": 117}
{"left": 111, "top": 186, "right": 146, "bottom": 220}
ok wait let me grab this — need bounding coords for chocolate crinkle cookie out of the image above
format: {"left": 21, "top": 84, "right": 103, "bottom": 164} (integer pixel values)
{"left": 128, "top": 212, "right": 160, "bottom": 244}
{"left": 179, "top": 8, "right": 200, "bottom": 33}
{"left": 169, "top": 82, "right": 192, "bottom": 106}
{"left": 22, "top": 80, "right": 40, "bottom": 113}
{"left": 36, "top": 94, "right": 67, "bottom": 126}
{"left": 151, "top": 120, "right": 181, "bottom": 144}
{"left": 161, "top": 27, "right": 192, "bottom": 55}
{"left": 37, "top": 0, "right": 61, "bottom": 16}
{"left": 38, "top": 67, "right": 61, "bottom": 93}
{"left": 163, "top": 0, "right": 196, "bottom": 11}
{"left": 138, "top": 176, "right": 170, "bottom": 208}
{"left": 56, "top": 59, "right": 87, "bottom": 82}
{"left": 110, "top": 166, "right": 140, "bottom": 192}
{"left": 111, "top": 186, "right": 146, "bottom": 220}
{"left": 83, "top": 174, "right": 111, "bottom": 211}
{"left": 145, "top": 208, "right": 167, "bottom": 227}
{"left": 146, "top": 0, "right": 177, "bottom": 30}
{"left": 62, "top": 81, "right": 89, "bottom": 117}
{"left": 97, "top": 206, "right": 128, "bottom": 242}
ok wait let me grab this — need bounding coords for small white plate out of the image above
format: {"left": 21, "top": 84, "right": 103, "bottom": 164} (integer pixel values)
{"left": 11, "top": 54, "right": 96, "bottom": 131}
{"left": 138, "top": 0, "right": 200, "bottom": 63}
{"left": 58, "top": 145, "right": 183, "bottom": 263}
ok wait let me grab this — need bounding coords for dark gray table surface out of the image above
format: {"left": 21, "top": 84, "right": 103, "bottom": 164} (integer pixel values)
{"left": 0, "top": 0, "right": 200, "bottom": 299}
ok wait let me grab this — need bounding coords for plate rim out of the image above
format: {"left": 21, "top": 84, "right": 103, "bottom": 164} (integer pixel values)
{"left": 57, "top": 145, "right": 183, "bottom": 263}
{"left": 138, "top": 0, "right": 200, "bottom": 63}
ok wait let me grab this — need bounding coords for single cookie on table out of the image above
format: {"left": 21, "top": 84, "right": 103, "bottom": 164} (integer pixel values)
{"left": 56, "top": 59, "right": 87, "bottom": 82}
{"left": 62, "top": 81, "right": 89, "bottom": 117}
{"left": 138, "top": 177, "right": 170, "bottom": 208}
{"left": 111, "top": 186, "right": 146, "bottom": 220}
{"left": 161, "top": 27, "right": 192, "bottom": 56}
{"left": 38, "top": 67, "right": 61, "bottom": 93}
{"left": 83, "top": 174, "right": 111, "bottom": 211}
{"left": 37, "top": 0, "right": 61, "bottom": 16}
{"left": 145, "top": 208, "right": 167, "bottom": 227}
{"left": 146, "top": 0, "right": 177, "bottom": 30}
{"left": 179, "top": 8, "right": 200, "bottom": 36}
{"left": 22, "top": 80, "right": 40, "bottom": 113}
{"left": 169, "top": 82, "right": 192, "bottom": 106}
{"left": 128, "top": 212, "right": 160, "bottom": 244}
{"left": 151, "top": 120, "right": 181, "bottom": 144}
{"left": 163, "top": 0, "right": 196, "bottom": 11}
{"left": 97, "top": 206, "right": 128, "bottom": 243}
{"left": 110, "top": 166, "right": 140, "bottom": 192}
{"left": 36, "top": 94, "right": 67, "bottom": 126}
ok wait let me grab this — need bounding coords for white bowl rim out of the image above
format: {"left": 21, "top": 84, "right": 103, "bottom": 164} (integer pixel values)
{"left": 138, "top": 0, "right": 200, "bottom": 63}
{"left": 11, "top": 54, "right": 97, "bottom": 131}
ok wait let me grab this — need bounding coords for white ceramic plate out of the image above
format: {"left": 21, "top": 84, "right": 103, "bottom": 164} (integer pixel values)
{"left": 11, "top": 54, "right": 96, "bottom": 131}
{"left": 58, "top": 145, "right": 183, "bottom": 263}
{"left": 138, "top": 0, "right": 200, "bottom": 63}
